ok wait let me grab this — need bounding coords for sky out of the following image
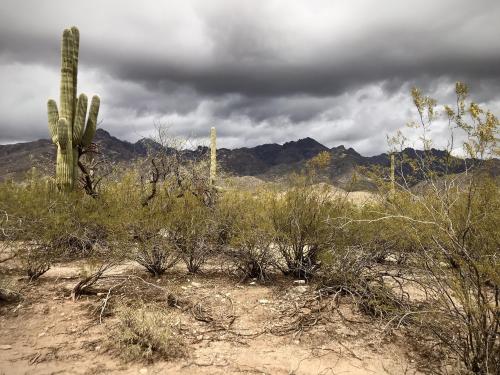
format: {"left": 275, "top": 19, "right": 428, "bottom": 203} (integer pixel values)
{"left": 0, "top": 0, "right": 499, "bottom": 155}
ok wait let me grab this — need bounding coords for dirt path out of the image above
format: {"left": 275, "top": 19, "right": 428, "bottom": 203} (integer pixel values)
{"left": 0, "top": 261, "right": 420, "bottom": 374}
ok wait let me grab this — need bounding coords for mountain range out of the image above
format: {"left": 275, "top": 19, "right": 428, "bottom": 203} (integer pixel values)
{"left": 1, "top": 129, "right": 498, "bottom": 190}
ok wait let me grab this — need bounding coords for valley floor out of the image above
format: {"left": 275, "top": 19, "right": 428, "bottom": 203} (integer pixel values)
{"left": 0, "top": 260, "right": 422, "bottom": 375}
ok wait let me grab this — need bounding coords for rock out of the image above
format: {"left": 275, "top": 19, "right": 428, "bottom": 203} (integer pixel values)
{"left": 293, "top": 280, "right": 306, "bottom": 284}
{"left": 293, "top": 286, "right": 308, "bottom": 294}
{"left": 0, "top": 345, "right": 12, "bottom": 350}
{"left": 385, "top": 254, "right": 398, "bottom": 263}
{"left": 139, "top": 368, "right": 148, "bottom": 374}
{"left": 191, "top": 282, "right": 202, "bottom": 288}
{"left": 258, "top": 299, "right": 270, "bottom": 304}
{"left": 249, "top": 281, "right": 256, "bottom": 285}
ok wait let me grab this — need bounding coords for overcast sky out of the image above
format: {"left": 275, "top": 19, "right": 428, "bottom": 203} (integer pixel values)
{"left": 1, "top": 0, "right": 499, "bottom": 155}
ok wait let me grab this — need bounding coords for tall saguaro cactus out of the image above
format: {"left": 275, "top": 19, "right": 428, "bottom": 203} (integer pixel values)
{"left": 210, "top": 127, "right": 217, "bottom": 186}
{"left": 47, "top": 27, "right": 100, "bottom": 192}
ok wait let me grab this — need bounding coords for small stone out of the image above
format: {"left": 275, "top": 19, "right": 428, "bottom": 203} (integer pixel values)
{"left": 139, "top": 368, "right": 148, "bottom": 374}
{"left": 38, "top": 332, "right": 46, "bottom": 337}
{"left": 191, "top": 282, "right": 201, "bottom": 288}
{"left": 156, "top": 279, "right": 161, "bottom": 283}
{"left": 181, "top": 286, "right": 188, "bottom": 290}
{"left": 258, "top": 299, "right": 270, "bottom": 304}
{"left": 96, "top": 292, "right": 105, "bottom": 297}
{"left": 293, "top": 286, "right": 308, "bottom": 294}
{"left": 249, "top": 281, "right": 256, "bottom": 285}
{"left": 0, "top": 345, "right": 12, "bottom": 350}
{"left": 60, "top": 312, "right": 65, "bottom": 317}
{"left": 95, "top": 345, "right": 101, "bottom": 351}
{"left": 196, "top": 335, "right": 203, "bottom": 340}
{"left": 385, "top": 254, "right": 398, "bottom": 263}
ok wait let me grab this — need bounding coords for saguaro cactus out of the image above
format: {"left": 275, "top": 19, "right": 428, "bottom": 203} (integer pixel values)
{"left": 390, "top": 153, "right": 395, "bottom": 196}
{"left": 210, "top": 127, "right": 217, "bottom": 186}
{"left": 47, "top": 27, "right": 100, "bottom": 191}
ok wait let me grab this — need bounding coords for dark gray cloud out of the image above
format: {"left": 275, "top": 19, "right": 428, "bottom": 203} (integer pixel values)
{"left": 1, "top": 0, "right": 500, "bottom": 155}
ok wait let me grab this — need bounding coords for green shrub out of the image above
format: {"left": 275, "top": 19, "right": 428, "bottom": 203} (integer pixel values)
{"left": 220, "top": 190, "right": 275, "bottom": 280}
{"left": 270, "top": 185, "right": 333, "bottom": 279}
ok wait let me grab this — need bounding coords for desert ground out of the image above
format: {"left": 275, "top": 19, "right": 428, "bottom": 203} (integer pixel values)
{"left": 0, "top": 257, "right": 422, "bottom": 375}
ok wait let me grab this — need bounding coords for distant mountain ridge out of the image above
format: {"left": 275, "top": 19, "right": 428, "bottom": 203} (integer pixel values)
{"left": 0, "top": 128, "right": 498, "bottom": 189}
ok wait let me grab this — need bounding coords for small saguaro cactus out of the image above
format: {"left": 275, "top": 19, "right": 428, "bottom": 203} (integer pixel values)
{"left": 47, "top": 26, "right": 100, "bottom": 192}
{"left": 390, "top": 153, "right": 395, "bottom": 196}
{"left": 210, "top": 127, "right": 217, "bottom": 185}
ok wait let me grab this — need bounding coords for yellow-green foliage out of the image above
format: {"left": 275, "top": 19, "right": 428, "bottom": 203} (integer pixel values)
{"left": 269, "top": 184, "right": 335, "bottom": 278}
{"left": 166, "top": 191, "right": 218, "bottom": 273}
{"left": 219, "top": 189, "right": 275, "bottom": 280}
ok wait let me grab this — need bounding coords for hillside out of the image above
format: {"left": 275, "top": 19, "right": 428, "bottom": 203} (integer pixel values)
{"left": 0, "top": 128, "right": 498, "bottom": 189}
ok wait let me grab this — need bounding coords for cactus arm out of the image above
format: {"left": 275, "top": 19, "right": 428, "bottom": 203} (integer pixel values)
{"left": 73, "top": 93, "right": 88, "bottom": 144}
{"left": 47, "top": 99, "right": 59, "bottom": 144}
{"left": 55, "top": 118, "right": 74, "bottom": 191}
{"left": 60, "top": 29, "right": 75, "bottom": 124}
{"left": 81, "top": 95, "right": 100, "bottom": 147}
{"left": 71, "top": 26, "right": 79, "bottom": 123}
{"left": 57, "top": 118, "right": 70, "bottom": 150}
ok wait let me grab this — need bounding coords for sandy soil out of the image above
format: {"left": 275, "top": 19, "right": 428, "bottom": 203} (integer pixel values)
{"left": 0, "top": 260, "right": 422, "bottom": 375}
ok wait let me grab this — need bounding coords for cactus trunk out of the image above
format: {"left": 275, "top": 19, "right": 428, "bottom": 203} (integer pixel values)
{"left": 390, "top": 153, "right": 395, "bottom": 196}
{"left": 47, "top": 27, "right": 100, "bottom": 192}
{"left": 210, "top": 127, "right": 217, "bottom": 186}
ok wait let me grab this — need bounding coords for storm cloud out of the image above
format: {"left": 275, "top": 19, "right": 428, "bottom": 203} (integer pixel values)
{"left": 1, "top": 0, "right": 499, "bottom": 154}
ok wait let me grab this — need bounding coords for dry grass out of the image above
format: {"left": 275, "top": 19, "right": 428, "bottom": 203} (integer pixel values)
{"left": 110, "top": 302, "right": 187, "bottom": 363}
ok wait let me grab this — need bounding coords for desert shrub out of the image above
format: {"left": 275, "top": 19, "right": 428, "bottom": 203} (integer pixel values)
{"left": 219, "top": 190, "right": 275, "bottom": 280}
{"left": 128, "top": 186, "right": 180, "bottom": 276}
{"left": 0, "top": 177, "right": 75, "bottom": 278}
{"left": 167, "top": 192, "right": 218, "bottom": 273}
{"left": 269, "top": 185, "right": 333, "bottom": 279}
{"left": 400, "top": 178, "right": 500, "bottom": 374}
{"left": 111, "top": 303, "right": 186, "bottom": 363}
{"left": 320, "top": 243, "right": 410, "bottom": 319}
{"left": 134, "top": 231, "right": 180, "bottom": 276}
{"left": 379, "top": 83, "right": 500, "bottom": 374}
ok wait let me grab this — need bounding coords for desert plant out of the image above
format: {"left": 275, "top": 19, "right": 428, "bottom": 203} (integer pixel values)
{"left": 135, "top": 231, "right": 180, "bottom": 277}
{"left": 270, "top": 185, "right": 333, "bottom": 278}
{"left": 47, "top": 26, "right": 100, "bottom": 192}
{"left": 111, "top": 303, "right": 186, "bottom": 363}
{"left": 381, "top": 82, "right": 500, "bottom": 373}
{"left": 168, "top": 192, "right": 218, "bottom": 273}
{"left": 210, "top": 126, "right": 216, "bottom": 186}
{"left": 221, "top": 190, "right": 275, "bottom": 280}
